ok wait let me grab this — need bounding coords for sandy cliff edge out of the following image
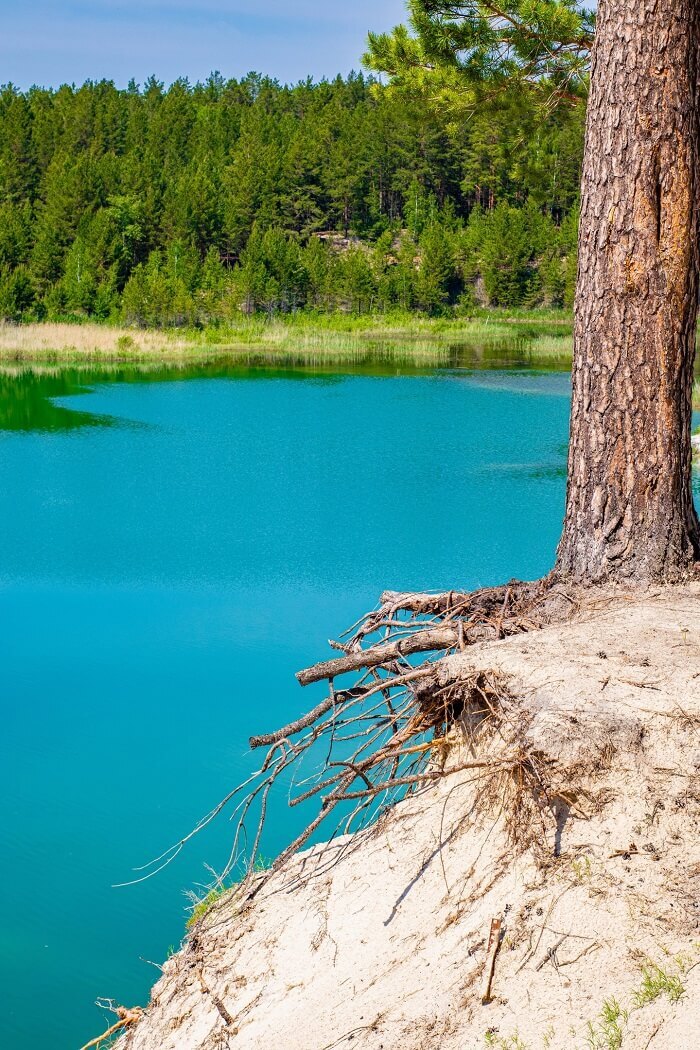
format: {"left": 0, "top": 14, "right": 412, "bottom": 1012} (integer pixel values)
{"left": 114, "top": 587, "right": 700, "bottom": 1050}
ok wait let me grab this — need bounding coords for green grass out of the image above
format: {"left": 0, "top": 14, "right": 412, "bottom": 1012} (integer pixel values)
{"left": 192, "top": 310, "right": 574, "bottom": 363}
{"left": 186, "top": 886, "right": 228, "bottom": 929}
{"left": 585, "top": 997, "right": 628, "bottom": 1050}
{"left": 633, "top": 961, "right": 686, "bottom": 1007}
{"left": 484, "top": 1030, "right": 529, "bottom": 1049}
{"left": 185, "top": 855, "right": 272, "bottom": 929}
{"left": 0, "top": 312, "right": 573, "bottom": 369}
{"left": 584, "top": 953, "right": 693, "bottom": 1049}
{"left": 5, "top": 315, "right": 699, "bottom": 396}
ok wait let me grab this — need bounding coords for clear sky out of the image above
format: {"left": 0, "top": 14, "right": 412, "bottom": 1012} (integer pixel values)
{"left": 0, "top": 0, "right": 408, "bottom": 90}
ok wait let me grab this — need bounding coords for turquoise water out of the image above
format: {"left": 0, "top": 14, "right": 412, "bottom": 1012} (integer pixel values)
{"left": 0, "top": 363, "right": 695, "bottom": 1049}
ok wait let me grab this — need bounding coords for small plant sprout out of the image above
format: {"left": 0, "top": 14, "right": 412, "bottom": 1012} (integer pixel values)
{"left": 633, "top": 962, "right": 685, "bottom": 1006}
{"left": 571, "top": 855, "right": 593, "bottom": 883}
{"left": 186, "top": 886, "right": 228, "bottom": 929}
{"left": 585, "top": 997, "right": 628, "bottom": 1050}
{"left": 585, "top": 951, "right": 694, "bottom": 1050}
{"left": 484, "top": 1032, "right": 528, "bottom": 1049}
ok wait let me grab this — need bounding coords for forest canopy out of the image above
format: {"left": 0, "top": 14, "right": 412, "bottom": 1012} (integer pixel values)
{"left": 0, "top": 72, "right": 584, "bottom": 326}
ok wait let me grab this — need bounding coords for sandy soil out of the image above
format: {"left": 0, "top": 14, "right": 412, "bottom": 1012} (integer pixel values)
{"left": 113, "top": 586, "right": 700, "bottom": 1050}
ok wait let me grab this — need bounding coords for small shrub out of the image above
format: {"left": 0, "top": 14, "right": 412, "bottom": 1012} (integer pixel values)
{"left": 116, "top": 333, "right": 136, "bottom": 353}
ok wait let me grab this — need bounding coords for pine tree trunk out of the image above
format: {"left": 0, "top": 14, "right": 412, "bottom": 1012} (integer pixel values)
{"left": 556, "top": 0, "right": 700, "bottom": 584}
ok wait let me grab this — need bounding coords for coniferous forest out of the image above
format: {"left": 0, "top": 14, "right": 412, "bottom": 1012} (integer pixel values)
{"left": 0, "top": 73, "right": 584, "bottom": 327}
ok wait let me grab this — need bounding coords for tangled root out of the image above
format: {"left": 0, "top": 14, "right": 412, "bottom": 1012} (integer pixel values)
{"left": 127, "top": 580, "right": 579, "bottom": 908}
{"left": 79, "top": 1002, "right": 144, "bottom": 1050}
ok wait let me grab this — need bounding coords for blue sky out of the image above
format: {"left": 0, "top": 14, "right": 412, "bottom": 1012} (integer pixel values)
{"left": 0, "top": 0, "right": 408, "bottom": 89}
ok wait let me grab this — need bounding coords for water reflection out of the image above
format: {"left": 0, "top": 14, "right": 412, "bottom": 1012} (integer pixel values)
{"left": 0, "top": 338, "right": 570, "bottom": 434}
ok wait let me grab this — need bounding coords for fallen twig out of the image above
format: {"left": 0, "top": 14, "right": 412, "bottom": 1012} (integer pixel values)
{"left": 481, "top": 917, "right": 503, "bottom": 1003}
{"left": 535, "top": 934, "right": 567, "bottom": 971}
{"left": 609, "top": 843, "right": 640, "bottom": 859}
{"left": 198, "top": 969, "right": 235, "bottom": 1027}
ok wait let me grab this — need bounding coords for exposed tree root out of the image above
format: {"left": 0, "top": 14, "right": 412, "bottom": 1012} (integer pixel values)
{"left": 79, "top": 1002, "right": 144, "bottom": 1050}
{"left": 124, "top": 579, "right": 577, "bottom": 912}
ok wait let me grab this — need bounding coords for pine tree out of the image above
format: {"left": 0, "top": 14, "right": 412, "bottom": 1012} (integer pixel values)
{"left": 365, "top": 1, "right": 592, "bottom": 108}
{"left": 479, "top": 203, "right": 537, "bottom": 306}
{"left": 368, "top": 0, "right": 700, "bottom": 583}
{"left": 0, "top": 88, "right": 38, "bottom": 204}
{"left": 0, "top": 265, "right": 35, "bottom": 321}
{"left": 60, "top": 237, "right": 99, "bottom": 315}
{"left": 0, "top": 70, "right": 584, "bottom": 325}
{"left": 415, "top": 222, "right": 456, "bottom": 312}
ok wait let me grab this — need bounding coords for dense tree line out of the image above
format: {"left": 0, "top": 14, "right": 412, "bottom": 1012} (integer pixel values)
{"left": 0, "top": 72, "right": 584, "bottom": 325}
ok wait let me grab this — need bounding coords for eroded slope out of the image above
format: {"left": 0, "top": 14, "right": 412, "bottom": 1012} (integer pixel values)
{"left": 115, "top": 587, "right": 700, "bottom": 1050}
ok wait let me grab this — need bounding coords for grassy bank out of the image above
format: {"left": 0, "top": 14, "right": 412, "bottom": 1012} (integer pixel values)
{"left": 0, "top": 312, "right": 573, "bottom": 368}
{"left": 2, "top": 316, "right": 699, "bottom": 406}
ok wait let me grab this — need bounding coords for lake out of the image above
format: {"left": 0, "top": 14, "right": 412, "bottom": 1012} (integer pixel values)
{"left": 0, "top": 360, "right": 696, "bottom": 1049}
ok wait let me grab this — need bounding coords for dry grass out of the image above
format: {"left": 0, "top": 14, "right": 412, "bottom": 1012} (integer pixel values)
{"left": 0, "top": 318, "right": 569, "bottom": 369}
{"left": 5, "top": 323, "right": 697, "bottom": 398}
{"left": 0, "top": 320, "right": 470, "bottom": 368}
{"left": 0, "top": 323, "right": 201, "bottom": 361}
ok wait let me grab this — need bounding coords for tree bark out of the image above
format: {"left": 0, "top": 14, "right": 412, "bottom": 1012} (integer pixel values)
{"left": 556, "top": 0, "right": 700, "bottom": 584}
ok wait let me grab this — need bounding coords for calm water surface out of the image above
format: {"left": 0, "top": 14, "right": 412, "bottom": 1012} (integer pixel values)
{"left": 0, "top": 361, "right": 696, "bottom": 1048}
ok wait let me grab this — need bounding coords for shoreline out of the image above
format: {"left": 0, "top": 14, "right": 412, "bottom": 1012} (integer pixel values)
{"left": 2, "top": 320, "right": 699, "bottom": 409}
{"left": 0, "top": 316, "right": 573, "bottom": 367}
